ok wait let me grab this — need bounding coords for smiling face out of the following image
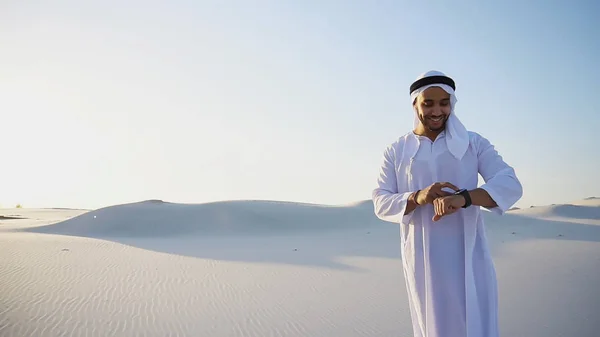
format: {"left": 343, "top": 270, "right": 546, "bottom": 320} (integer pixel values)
{"left": 413, "top": 86, "right": 452, "bottom": 133}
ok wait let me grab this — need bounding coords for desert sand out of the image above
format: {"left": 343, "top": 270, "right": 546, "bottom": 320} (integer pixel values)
{"left": 1, "top": 198, "right": 599, "bottom": 337}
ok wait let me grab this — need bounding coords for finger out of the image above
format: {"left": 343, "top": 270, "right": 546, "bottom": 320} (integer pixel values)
{"left": 432, "top": 189, "right": 449, "bottom": 199}
{"left": 439, "top": 199, "right": 456, "bottom": 216}
{"left": 438, "top": 191, "right": 452, "bottom": 197}
{"left": 440, "top": 182, "right": 459, "bottom": 192}
{"left": 442, "top": 200, "right": 451, "bottom": 215}
{"left": 432, "top": 205, "right": 442, "bottom": 221}
{"left": 439, "top": 201, "right": 446, "bottom": 215}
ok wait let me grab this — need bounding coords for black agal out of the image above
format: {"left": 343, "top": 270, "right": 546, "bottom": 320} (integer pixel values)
{"left": 410, "top": 75, "right": 456, "bottom": 95}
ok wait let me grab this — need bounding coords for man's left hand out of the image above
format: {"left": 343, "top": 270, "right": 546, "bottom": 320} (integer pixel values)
{"left": 432, "top": 195, "right": 465, "bottom": 221}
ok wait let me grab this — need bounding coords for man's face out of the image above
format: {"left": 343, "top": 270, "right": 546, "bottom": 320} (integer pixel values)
{"left": 414, "top": 86, "right": 451, "bottom": 132}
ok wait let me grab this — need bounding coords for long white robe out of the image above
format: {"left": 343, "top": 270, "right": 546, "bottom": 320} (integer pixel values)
{"left": 372, "top": 130, "right": 523, "bottom": 337}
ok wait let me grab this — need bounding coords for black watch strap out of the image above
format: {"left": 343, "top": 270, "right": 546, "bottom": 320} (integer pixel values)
{"left": 455, "top": 189, "right": 472, "bottom": 208}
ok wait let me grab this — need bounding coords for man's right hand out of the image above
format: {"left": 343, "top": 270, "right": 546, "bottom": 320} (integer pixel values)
{"left": 416, "top": 182, "right": 460, "bottom": 205}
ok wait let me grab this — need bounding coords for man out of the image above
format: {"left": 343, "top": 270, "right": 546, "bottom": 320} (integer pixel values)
{"left": 372, "top": 70, "right": 523, "bottom": 337}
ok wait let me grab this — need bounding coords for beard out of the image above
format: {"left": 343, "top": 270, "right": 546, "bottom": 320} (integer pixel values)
{"left": 418, "top": 113, "right": 448, "bottom": 132}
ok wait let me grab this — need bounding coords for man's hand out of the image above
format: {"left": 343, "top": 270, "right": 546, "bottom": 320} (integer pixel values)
{"left": 416, "top": 182, "right": 460, "bottom": 205}
{"left": 432, "top": 195, "right": 466, "bottom": 221}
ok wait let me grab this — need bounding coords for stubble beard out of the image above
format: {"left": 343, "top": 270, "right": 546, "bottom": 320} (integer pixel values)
{"left": 419, "top": 114, "right": 448, "bottom": 132}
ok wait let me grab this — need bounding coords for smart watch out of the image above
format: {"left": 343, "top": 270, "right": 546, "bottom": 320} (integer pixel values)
{"left": 454, "top": 189, "right": 472, "bottom": 208}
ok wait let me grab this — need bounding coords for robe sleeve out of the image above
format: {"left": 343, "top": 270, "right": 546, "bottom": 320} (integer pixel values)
{"left": 476, "top": 134, "right": 523, "bottom": 215}
{"left": 372, "top": 144, "right": 415, "bottom": 224}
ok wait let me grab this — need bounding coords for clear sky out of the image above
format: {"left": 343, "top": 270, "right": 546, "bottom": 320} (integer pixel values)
{"left": 1, "top": 0, "right": 599, "bottom": 210}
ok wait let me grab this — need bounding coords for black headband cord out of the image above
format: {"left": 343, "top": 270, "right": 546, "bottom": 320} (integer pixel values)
{"left": 409, "top": 75, "right": 456, "bottom": 95}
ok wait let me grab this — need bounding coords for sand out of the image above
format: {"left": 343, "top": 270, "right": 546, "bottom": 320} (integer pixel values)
{"left": 1, "top": 198, "right": 599, "bottom": 337}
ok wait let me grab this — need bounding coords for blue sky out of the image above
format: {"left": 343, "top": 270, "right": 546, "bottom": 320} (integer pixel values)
{"left": 1, "top": 0, "right": 598, "bottom": 209}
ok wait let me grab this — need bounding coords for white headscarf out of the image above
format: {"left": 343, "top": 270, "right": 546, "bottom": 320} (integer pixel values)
{"left": 409, "top": 70, "right": 469, "bottom": 160}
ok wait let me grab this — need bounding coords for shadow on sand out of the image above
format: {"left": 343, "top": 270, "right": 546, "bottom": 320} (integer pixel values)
{"left": 107, "top": 226, "right": 403, "bottom": 272}
{"left": 485, "top": 209, "right": 600, "bottom": 240}
{"left": 22, "top": 200, "right": 600, "bottom": 270}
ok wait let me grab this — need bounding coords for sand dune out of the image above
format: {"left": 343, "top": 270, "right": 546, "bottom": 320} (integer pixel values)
{"left": 22, "top": 199, "right": 380, "bottom": 238}
{"left": 1, "top": 198, "right": 599, "bottom": 337}
{"left": 506, "top": 199, "right": 600, "bottom": 225}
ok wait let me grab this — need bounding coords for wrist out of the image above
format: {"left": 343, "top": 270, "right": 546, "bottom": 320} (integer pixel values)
{"left": 411, "top": 190, "right": 422, "bottom": 205}
{"left": 454, "top": 189, "right": 472, "bottom": 208}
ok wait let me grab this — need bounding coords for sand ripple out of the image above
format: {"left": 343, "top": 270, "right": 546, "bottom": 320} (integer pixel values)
{"left": 3, "top": 200, "right": 599, "bottom": 337}
{"left": 0, "top": 232, "right": 408, "bottom": 337}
